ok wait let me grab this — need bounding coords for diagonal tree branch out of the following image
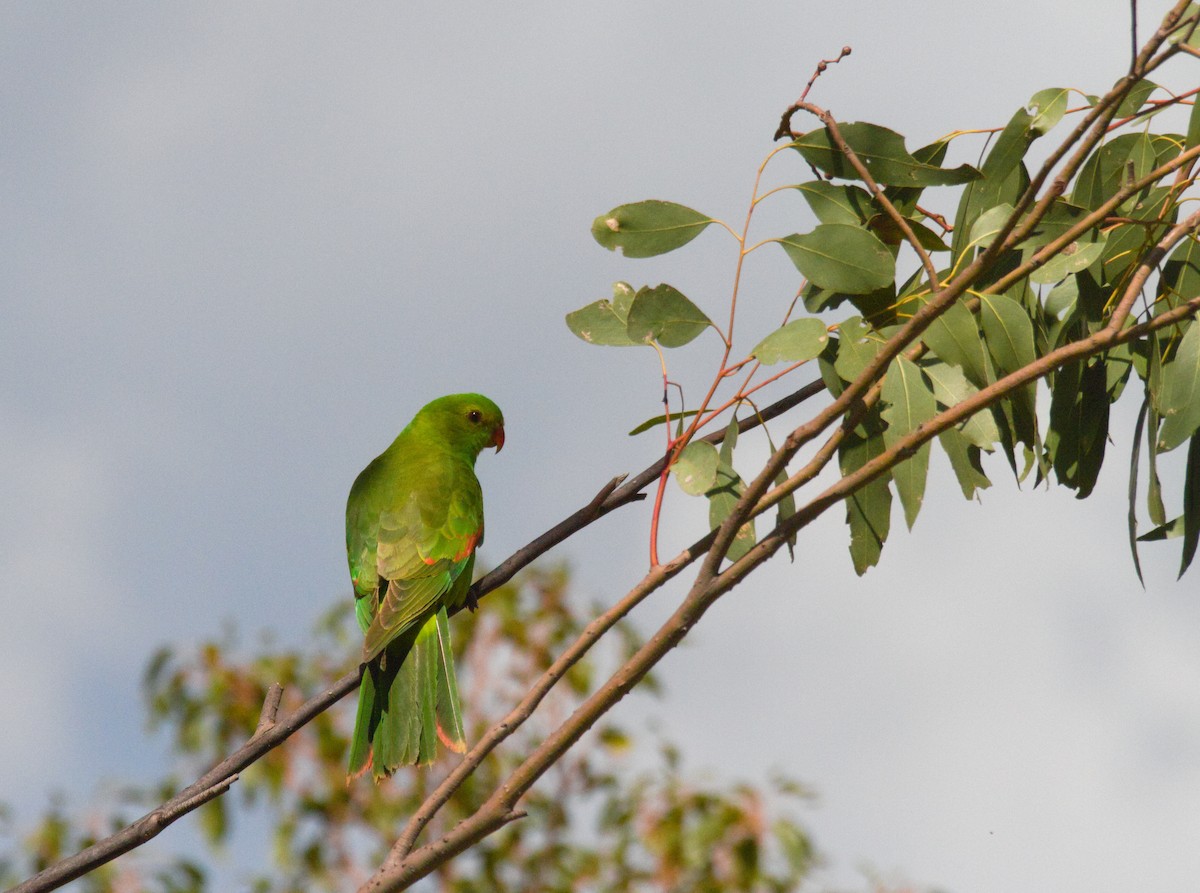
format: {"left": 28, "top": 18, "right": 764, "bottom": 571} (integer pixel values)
{"left": 8, "top": 377, "right": 827, "bottom": 893}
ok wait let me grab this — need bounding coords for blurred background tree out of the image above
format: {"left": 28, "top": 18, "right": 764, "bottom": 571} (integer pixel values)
{"left": 1, "top": 568, "right": 838, "bottom": 893}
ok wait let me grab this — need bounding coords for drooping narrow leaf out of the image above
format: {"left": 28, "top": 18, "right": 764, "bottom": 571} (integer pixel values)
{"left": 839, "top": 409, "right": 892, "bottom": 575}
{"left": 673, "top": 441, "right": 720, "bottom": 496}
{"left": 628, "top": 408, "right": 700, "bottom": 436}
{"left": 778, "top": 224, "right": 895, "bottom": 294}
{"left": 1075, "top": 358, "right": 1111, "bottom": 499}
{"left": 719, "top": 413, "right": 738, "bottom": 465}
{"left": 921, "top": 360, "right": 1000, "bottom": 450}
{"left": 591, "top": 200, "right": 715, "bottom": 258}
{"left": 880, "top": 356, "right": 938, "bottom": 528}
{"left": 921, "top": 300, "right": 989, "bottom": 387}
{"left": 1147, "top": 405, "right": 1167, "bottom": 525}
{"left": 1128, "top": 397, "right": 1148, "bottom": 586}
{"left": 1047, "top": 358, "right": 1110, "bottom": 497}
{"left": 1157, "top": 237, "right": 1200, "bottom": 311}
{"left": 980, "top": 292, "right": 1039, "bottom": 448}
{"left": 774, "top": 465, "right": 798, "bottom": 561}
{"left": 1153, "top": 320, "right": 1200, "bottom": 452}
{"left": 751, "top": 318, "right": 830, "bottom": 365}
{"left": 1137, "top": 516, "right": 1187, "bottom": 541}
{"left": 952, "top": 158, "right": 1028, "bottom": 260}
{"left": 980, "top": 292, "right": 1037, "bottom": 372}
{"left": 1187, "top": 83, "right": 1200, "bottom": 149}
{"left": 792, "top": 122, "right": 981, "bottom": 186}
{"left": 565, "top": 281, "right": 640, "bottom": 346}
{"left": 705, "top": 415, "right": 756, "bottom": 564}
{"left": 1071, "top": 133, "right": 1156, "bottom": 212}
{"left": 626, "top": 284, "right": 714, "bottom": 348}
{"left": 981, "top": 107, "right": 1036, "bottom": 182}
{"left": 1180, "top": 431, "right": 1200, "bottom": 578}
{"left": 939, "top": 427, "right": 992, "bottom": 500}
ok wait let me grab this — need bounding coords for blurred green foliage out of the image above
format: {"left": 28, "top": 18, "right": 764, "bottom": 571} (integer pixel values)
{"left": 2, "top": 568, "right": 832, "bottom": 892}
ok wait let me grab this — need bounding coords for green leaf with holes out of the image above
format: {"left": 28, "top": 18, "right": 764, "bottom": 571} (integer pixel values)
{"left": 565, "top": 282, "right": 640, "bottom": 346}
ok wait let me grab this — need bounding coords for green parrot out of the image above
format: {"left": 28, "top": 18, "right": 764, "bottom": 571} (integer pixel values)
{"left": 345, "top": 393, "right": 505, "bottom": 780}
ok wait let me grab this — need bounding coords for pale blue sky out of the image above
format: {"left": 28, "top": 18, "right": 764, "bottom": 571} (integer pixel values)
{"left": 3, "top": 3, "right": 1199, "bottom": 891}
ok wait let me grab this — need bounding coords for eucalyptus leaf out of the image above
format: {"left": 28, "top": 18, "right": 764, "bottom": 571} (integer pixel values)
{"left": 565, "top": 282, "right": 639, "bottom": 346}
{"left": 628, "top": 409, "right": 700, "bottom": 436}
{"left": 1179, "top": 431, "right": 1200, "bottom": 577}
{"left": 881, "top": 356, "right": 937, "bottom": 529}
{"left": 1157, "top": 237, "right": 1200, "bottom": 310}
{"left": 1029, "top": 236, "right": 1106, "bottom": 285}
{"left": 883, "top": 139, "right": 951, "bottom": 215}
{"left": 1187, "top": 85, "right": 1200, "bottom": 149}
{"left": 1072, "top": 133, "right": 1156, "bottom": 212}
{"left": 1137, "top": 516, "right": 1186, "bottom": 541}
{"left": 939, "top": 427, "right": 992, "bottom": 500}
{"left": 864, "top": 214, "right": 950, "bottom": 252}
{"left": 839, "top": 410, "right": 892, "bottom": 575}
{"left": 1154, "top": 321, "right": 1200, "bottom": 452}
{"left": 706, "top": 413, "right": 754, "bottom": 561}
{"left": 921, "top": 300, "right": 989, "bottom": 387}
{"left": 922, "top": 360, "right": 1000, "bottom": 449}
{"left": 626, "top": 284, "right": 714, "bottom": 348}
{"left": 778, "top": 224, "right": 895, "bottom": 294}
{"left": 793, "top": 122, "right": 981, "bottom": 187}
{"left": 1129, "top": 398, "right": 1147, "bottom": 586}
{"left": 796, "top": 181, "right": 875, "bottom": 225}
{"left": 672, "top": 441, "right": 720, "bottom": 496}
{"left": 1147, "top": 406, "right": 1167, "bottom": 525}
{"left": 775, "top": 465, "right": 798, "bottom": 561}
{"left": 979, "top": 293, "right": 1036, "bottom": 373}
{"left": 751, "top": 318, "right": 830, "bottom": 365}
{"left": 982, "top": 108, "right": 1036, "bottom": 182}
{"left": 1047, "top": 359, "right": 1109, "bottom": 497}
{"left": 952, "top": 159, "right": 1028, "bottom": 260}
{"left": 967, "top": 203, "right": 1015, "bottom": 250}
{"left": 832, "top": 316, "right": 880, "bottom": 384}
{"left": 1028, "top": 87, "right": 1069, "bottom": 135}
{"left": 1114, "top": 77, "right": 1158, "bottom": 118}
{"left": 591, "top": 200, "right": 715, "bottom": 258}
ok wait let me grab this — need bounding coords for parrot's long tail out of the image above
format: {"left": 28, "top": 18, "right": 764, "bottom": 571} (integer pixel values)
{"left": 348, "top": 607, "right": 467, "bottom": 781}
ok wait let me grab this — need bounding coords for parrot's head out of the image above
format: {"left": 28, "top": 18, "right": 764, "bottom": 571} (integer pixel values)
{"left": 417, "top": 393, "right": 505, "bottom": 459}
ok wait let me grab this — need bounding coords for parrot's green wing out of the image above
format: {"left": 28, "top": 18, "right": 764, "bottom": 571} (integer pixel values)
{"left": 362, "top": 491, "right": 481, "bottom": 662}
{"left": 349, "top": 469, "right": 480, "bottom": 778}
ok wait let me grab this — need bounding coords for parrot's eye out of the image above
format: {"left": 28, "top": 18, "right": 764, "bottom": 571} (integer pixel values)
{"left": 467, "top": 410, "right": 483, "bottom": 424}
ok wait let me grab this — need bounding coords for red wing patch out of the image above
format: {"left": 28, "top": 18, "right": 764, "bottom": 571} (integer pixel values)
{"left": 452, "top": 528, "right": 482, "bottom": 562}
{"left": 420, "top": 528, "right": 482, "bottom": 565}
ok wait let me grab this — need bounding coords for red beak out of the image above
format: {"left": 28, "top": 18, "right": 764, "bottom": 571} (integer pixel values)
{"left": 491, "top": 424, "right": 505, "bottom": 452}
